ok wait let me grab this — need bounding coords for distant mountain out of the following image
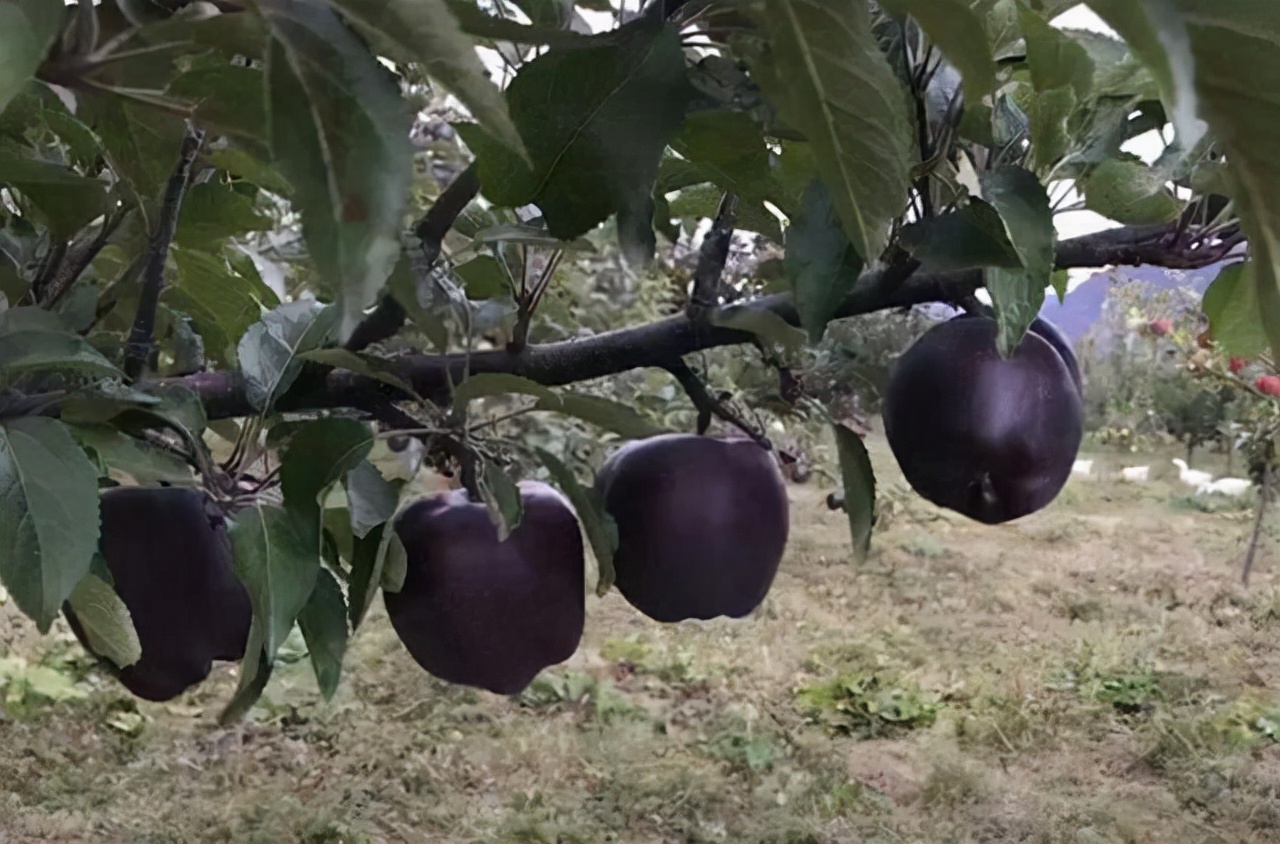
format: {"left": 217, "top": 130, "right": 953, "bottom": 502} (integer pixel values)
{"left": 1038, "top": 263, "right": 1224, "bottom": 341}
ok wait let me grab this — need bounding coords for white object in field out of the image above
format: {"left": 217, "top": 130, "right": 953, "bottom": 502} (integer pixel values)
{"left": 1119, "top": 465, "right": 1149, "bottom": 483}
{"left": 1172, "top": 458, "right": 1213, "bottom": 487}
{"left": 1071, "top": 459, "right": 1094, "bottom": 477}
{"left": 1195, "top": 477, "right": 1254, "bottom": 497}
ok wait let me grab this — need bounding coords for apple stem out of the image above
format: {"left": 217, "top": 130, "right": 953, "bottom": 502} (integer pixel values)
{"left": 665, "top": 359, "right": 770, "bottom": 449}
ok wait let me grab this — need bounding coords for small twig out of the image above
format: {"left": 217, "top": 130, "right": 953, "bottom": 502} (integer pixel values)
{"left": 665, "top": 358, "right": 769, "bottom": 447}
{"left": 1242, "top": 465, "right": 1271, "bottom": 586}
{"left": 123, "top": 123, "right": 204, "bottom": 381}
{"left": 686, "top": 192, "right": 737, "bottom": 324}
{"left": 345, "top": 164, "right": 482, "bottom": 352}
{"left": 39, "top": 209, "right": 126, "bottom": 308}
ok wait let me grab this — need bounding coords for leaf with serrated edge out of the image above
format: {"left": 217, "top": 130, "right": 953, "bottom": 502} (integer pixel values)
{"left": 535, "top": 447, "right": 618, "bottom": 596}
{"left": 66, "top": 574, "right": 142, "bottom": 670}
{"left": 259, "top": 0, "right": 414, "bottom": 343}
{"left": 297, "top": 567, "right": 348, "bottom": 701}
{"left": 979, "top": 166, "right": 1055, "bottom": 357}
{"left": 331, "top": 0, "right": 528, "bottom": 165}
{"left": 457, "top": 17, "right": 691, "bottom": 242}
{"left": 711, "top": 305, "right": 808, "bottom": 357}
{"left": 228, "top": 503, "right": 321, "bottom": 661}
{"left": 279, "top": 418, "right": 375, "bottom": 525}
{"left": 833, "top": 424, "right": 875, "bottom": 563}
{"left": 749, "top": 0, "right": 913, "bottom": 260}
{"left": 535, "top": 392, "right": 667, "bottom": 439}
{"left": 878, "top": 0, "right": 996, "bottom": 102}
{"left": 237, "top": 300, "right": 338, "bottom": 412}
{"left": 218, "top": 616, "right": 273, "bottom": 725}
{"left": 0, "top": 417, "right": 101, "bottom": 632}
{"left": 344, "top": 460, "right": 400, "bottom": 539}
{"left": 785, "top": 179, "right": 865, "bottom": 343}
{"left": 478, "top": 460, "right": 523, "bottom": 542}
{"left": 0, "top": 0, "right": 63, "bottom": 116}
{"left": 452, "top": 372, "right": 556, "bottom": 406}
{"left": 1203, "top": 262, "right": 1269, "bottom": 359}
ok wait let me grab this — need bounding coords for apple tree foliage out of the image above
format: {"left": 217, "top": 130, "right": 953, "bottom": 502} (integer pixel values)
{"left": 0, "top": 0, "right": 1275, "bottom": 719}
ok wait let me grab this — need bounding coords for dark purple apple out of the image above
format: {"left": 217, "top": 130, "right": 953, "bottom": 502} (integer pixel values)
{"left": 384, "top": 481, "right": 585, "bottom": 695}
{"left": 595, "top": 433, "right": 790, "bottom": 623}
{"left": 883, "top": 316, "right": 1083, "bottom": 525}
{"left": 1029, "top": 316, "right": 1082, "bottom": 395}
{"left": 65, "top": 486, "right": 252, "bottom": 702}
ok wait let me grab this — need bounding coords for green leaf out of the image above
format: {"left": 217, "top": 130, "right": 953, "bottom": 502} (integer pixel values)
{"left": 0, "top": 417, "right": 101, "bottom": 632}
{"left": 784, "top": 180, "right": 865, "bottom": 343}
{"left": 747, "top": 0, "right": 913, "bottom": 260}
{"left": 0, "top": 152, "right": 110, "bottom": 239}
{"left": 346, "top": 522, "right": 387, "bottom": 629}
{"left": 455, "top": 255, "right": 512, "bottom": 300}
{"left": 833, "top": 424, "right": 875, "bottom": 563}
{"left": 979, "top": 166, "right": 1055, "bottom": 357}
{"left": 171, "top": 246, "right": 278, "bottom": 366}
{"left": 1018, "top": 5, "right": 1095, "bottom": 98}
{"left": 0, "top": 0, "right": 63, "bottom": 117}
{"left": 898, "top": 199, "right": 1023, "bottom": 271}
{"left": 167, "top": 62, "right": 267, "bottom": 143}
{"left": 0, "top": 308, "right": 121, "bottom": 379}
{"left": 711, "top": 305, "right": 808, "bottom": 357}
{"left": 259, "top": 0, "right": 414, "bottom": 344}
{"left": 331, "top": 0, "right": 528, "bottom": 166}
{"left": 298, "top": 348, "right": 418, "bottom": 398}
{"left": 279, "top": 418, "right": 375, "bottom": 526}
{"left": 82, "top": 95, "right": 189, "bottom": 207}
{"left": 174, "top": 181, "right": 272, "bottom": 250}
{"left": 297, "top": 567, "right": 348, "bottom": 701}
{"left": 1084, "top": 0, "right": 1202, "bottom": 146}
{"left": 446, "top": 0, "right": 595, "bottom": 47}
{"left": 69, "top": 425, "right": 195, "bottom": 485}
{"left": 218, "top": 617, "right": 274, "bottom": 725}
{"left": 1026, "top": 85, "right": 1077, "bottom": 174}
{"left": 229, "top": 502, "right": 321, "bottom": 661}
{"left": 237, "top": 300, "right": 339, "bottom": 412}
{"left": 458, "top": 17, "right": 692, "bottom": 242}
{"left": 535, "top": 447, "right": 617, "bottom": 597}
{"left": 452, "top": 372, "right": 557, "bottom": 406}
{"left": 477, "top": 460, "right": 523, "bottom": 542}
{"left": 536, "top": 391, "right": 667, "bottom": 439}
{"left": 878, "top": 0, "right": 997, "bottom": 101}
{"left": 1202, "top": 262, "right": 1269, "bottom": 359}
{"left": 387, "top": 251, "right": 450, "bottom": 353}
{"left": 1082, "top": 157, "right": 1182, "bottom": 225}
{"left": 65, "top": 573, "right": 142, "bottom": 670}
{"left": 343, "top": 459, "right": 400, "bottom": 539}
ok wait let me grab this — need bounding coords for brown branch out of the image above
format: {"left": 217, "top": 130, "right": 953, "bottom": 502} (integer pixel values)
{"left": 687, "top": 192, "right": 736, "bottom": 323}
{"left": 344, "top": 164, "right": 482, "bottom": 352}
{"left": 166, "top": 222, "right": 1233, "bottom": 421}
{"left": 123, "top": 124, "right": 204, "bottom": 381}
{"left": 39, "top": 210, "right": 126, "bottom": 308}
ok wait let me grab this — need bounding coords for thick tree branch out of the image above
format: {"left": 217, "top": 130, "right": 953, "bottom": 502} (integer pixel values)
{"left": 123, "top": 124, "right": 204, "bottom": 381}
{"left": 169, "top": 223, "right": 1239, "bottom": 421}
{"left": 344, "top": 164, "right": 482, "bottom": 352}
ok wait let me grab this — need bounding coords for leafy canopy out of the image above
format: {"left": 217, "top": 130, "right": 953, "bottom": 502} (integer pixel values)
{"left": 0, "top": 0, "right": 1273, "bottom": 718}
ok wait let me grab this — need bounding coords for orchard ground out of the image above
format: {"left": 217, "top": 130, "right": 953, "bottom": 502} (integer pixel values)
{"left": 2, "top": 433, "right": 1279, "bottom": 844}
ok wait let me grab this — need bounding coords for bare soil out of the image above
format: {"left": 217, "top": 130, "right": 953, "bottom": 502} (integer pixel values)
{"left": 2, "top": 435, "right": 1278, "bottom": 844}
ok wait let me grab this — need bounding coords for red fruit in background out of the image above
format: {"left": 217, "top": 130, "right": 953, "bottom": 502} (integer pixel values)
{"left": 1256, "top": 375, "right": 1280, "bottom": 397}
{"left": 1230, "top": 356, "right": 1248, "bottom": 374}
{"left": 65, "top": 487, "right": 252, "bottom": 702}
{"left": 596, "top": 433, "right": 790, "bottom": 623}
{"left": 385, "top": 481, "right": 585, "bottom": 695}
{"left": 1148, "top": 319, "right": 1173, "bottom": 337}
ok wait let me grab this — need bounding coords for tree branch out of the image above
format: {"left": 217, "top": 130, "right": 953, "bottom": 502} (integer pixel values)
{"left": 39, "top": 209, "right": 126, "bottom": 308}
{"left": 344, "top": 164, "right": 482, "bottom": 352}
{"left": 687, "top": 192, "right": 736, "bottom": 322}
{"left": 665, "top": 358, "right": 768, "bottom": 445}
{"left": 169, "top": 223, "right": 1237, "bottom": 421}
{"left": 123, "top": 124, "right": 204, "bottom": 381}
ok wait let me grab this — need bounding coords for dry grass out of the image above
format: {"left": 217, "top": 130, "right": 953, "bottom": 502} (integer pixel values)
{"left": 1, "top": 433, "right": 1278, "bottom": 843}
